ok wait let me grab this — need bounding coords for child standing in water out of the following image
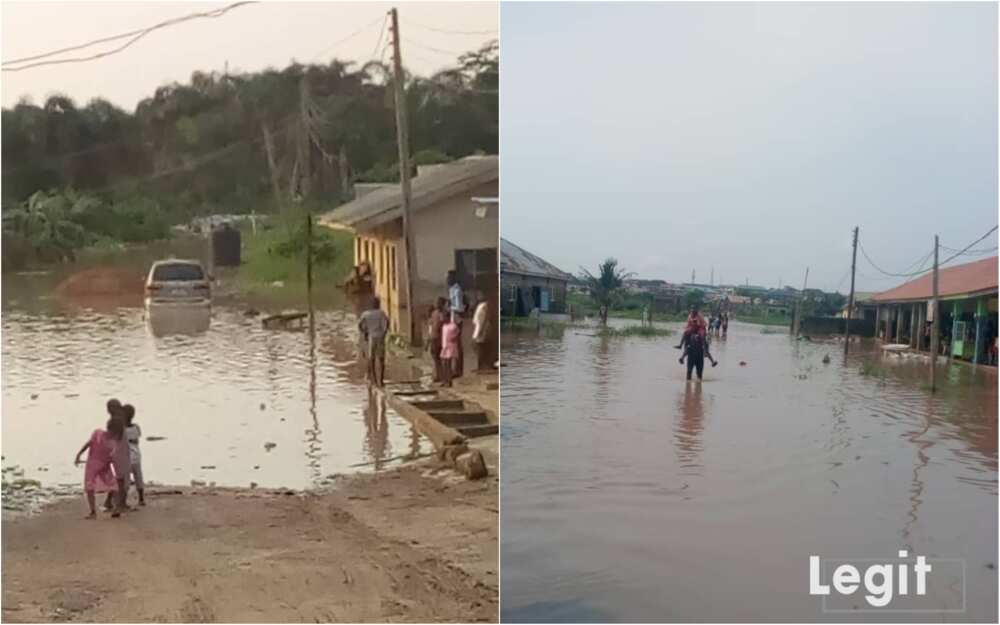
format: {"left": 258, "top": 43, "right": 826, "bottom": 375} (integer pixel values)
{"left": 74, "top": 417, "right": 122, "bottom": 518}
{"left": 123, "top": 404, "right": 145, "bottom": 507}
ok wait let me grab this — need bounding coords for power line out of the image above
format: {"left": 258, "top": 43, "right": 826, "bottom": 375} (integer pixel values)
{"left": 939, "top": 243, "right": 998, "bottom": 255}
{"left": 406, "top": 20, "right": 496, "bottom": 37}
{"left": 834, "top": 266, "right": 851, "bottom": 292}
{"left": 938, "top": 226, "right": 999, "bottom": 267}
{"left": 369, "top": 14, "right": 390, "bottom": 61}
{"left": 308, "top": 14, "right": 386, "bottom": 63}
{"left": 402, "top": 37, "right": 469, "bottom": 58}
{"left": 858, "top": 241, "right": 934, "bottom": 278}
{"left": 2, "top": 2, "right": 257, "bottom": 72}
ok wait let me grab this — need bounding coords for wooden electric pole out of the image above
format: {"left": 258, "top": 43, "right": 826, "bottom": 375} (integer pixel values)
{"left": 930, "top": 235, "right": 939, "bottom": 392}
{"left": 844, "top": 226, "right": 859, "bottom": 355}
{"left": 390, "top": 7, "right": 419, "bottom": 345}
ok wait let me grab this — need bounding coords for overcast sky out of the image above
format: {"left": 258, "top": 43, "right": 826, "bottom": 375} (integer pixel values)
{"left": 501, "top": 2, "right": 998, "bottom": 293}
{"left": 2, "top": 1, "right": 496, "bottom": 110}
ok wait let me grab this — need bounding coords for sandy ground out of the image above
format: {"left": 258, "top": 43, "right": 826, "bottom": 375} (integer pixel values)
{"left": 2, "top": 462, "right": 498, "bottom": 623}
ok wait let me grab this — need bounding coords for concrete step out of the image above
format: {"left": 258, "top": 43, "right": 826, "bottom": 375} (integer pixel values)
{"left": 456, "top": 423, "right": 499, "bottom": 438}
{"left": 392, "top": 389, "right": 439, "bottom": 397}
{"left": 429, "top": 410, "right": 489, "bottom": 426}
{"left": 410, "top": 399, "right": 465, "bottom": 411}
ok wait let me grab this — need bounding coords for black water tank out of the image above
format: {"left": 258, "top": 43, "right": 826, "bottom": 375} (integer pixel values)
{"left": 212, "top": 223, "right": 241, "bottom": 267}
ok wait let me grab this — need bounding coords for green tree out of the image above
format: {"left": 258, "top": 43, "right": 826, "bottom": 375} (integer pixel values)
{"left": 684, "top": 288, "right": 706, "bottom": 311}
{"left": 579, "top": 258, "right": 632, "bottom": 325}
{"left": 2, "top": 42, "right": 498, "bottom": 238}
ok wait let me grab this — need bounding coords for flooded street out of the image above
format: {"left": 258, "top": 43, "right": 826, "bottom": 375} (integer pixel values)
{"left": 2, "top": 266, "right": 427, "bottom": 505}
{"left": 500, "top": 320, "right": 998, "bottom": 622}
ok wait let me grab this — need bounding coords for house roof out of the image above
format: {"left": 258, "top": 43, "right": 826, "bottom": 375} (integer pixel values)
{"left": 871, "top": 256, "right": 998, "bottom": 303}
{"left": 318, "top": 155, "right": 498, "bottom": 231}
{"left": 500, "top": 238, "right": 573, "bottom": 281}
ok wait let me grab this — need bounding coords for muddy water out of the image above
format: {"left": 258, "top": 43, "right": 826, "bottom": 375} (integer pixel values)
{"left": 501, "top": 320, "right": 997, "bottom": 622}
{"left": 2, "top": 268, "right": 427, "bottom": 506}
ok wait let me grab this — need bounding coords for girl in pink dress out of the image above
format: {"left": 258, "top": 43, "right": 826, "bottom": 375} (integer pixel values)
{"left": 74, "top": 417, "right": 123, "bottom": 519}
{"left": 440, "top": 315, "right": 461, "bottom": 387}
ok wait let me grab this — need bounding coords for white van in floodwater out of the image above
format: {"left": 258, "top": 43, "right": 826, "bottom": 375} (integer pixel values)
{"left": 144, "top": 259, "right": 211, "bottom": 308}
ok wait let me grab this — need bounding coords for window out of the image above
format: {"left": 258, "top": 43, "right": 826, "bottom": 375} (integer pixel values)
{"left": 455, "top": 248, "right": 498, "bottom": 295}
{"left": 152, "top": 263, "right": 204, "bottom": 281}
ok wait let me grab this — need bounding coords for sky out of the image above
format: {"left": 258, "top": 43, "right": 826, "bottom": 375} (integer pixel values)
{"left": 500, "top": 2, "right": 999, "bottom": 293}
{"left": 1, "top": 1, "right": 497, "bottom": 110}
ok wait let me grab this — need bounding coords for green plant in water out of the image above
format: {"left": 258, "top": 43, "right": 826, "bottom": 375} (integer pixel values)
{"left": 859, "top": 361, "right": 888, "bottom": 383}
{"left": 598, "top": 325, "right": 674, "bottom": 338}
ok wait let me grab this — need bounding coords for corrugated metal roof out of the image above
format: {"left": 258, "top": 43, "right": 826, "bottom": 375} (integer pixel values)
{"left": 318, "top": 155, "right": 498, "bottom": 231}
{"left": 871, "top": 256, "right": 998, "bottom": 303}
{"left": 501, "top": 238, "right": 573, "bottom": 281}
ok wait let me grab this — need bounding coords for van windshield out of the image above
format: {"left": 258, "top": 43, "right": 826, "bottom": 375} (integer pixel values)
{"left": 152, "top": 263, "right": 204, "bottom": 282}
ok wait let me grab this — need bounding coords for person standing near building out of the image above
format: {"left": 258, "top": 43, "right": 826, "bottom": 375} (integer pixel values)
{"left": 428, "top": 297, "right": 448, "bottom": 382}
{"left": 473, "top": 292, "right": 491, "bottom": 372}
{"left": 447, "top": 271, "right": 466, "bottom": 378}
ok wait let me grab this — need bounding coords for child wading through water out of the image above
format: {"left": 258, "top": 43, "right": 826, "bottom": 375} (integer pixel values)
{"left": 675, "top": 306, "right": 718, "bottom": 368}
{"left": 358, "top": 296, "right": 390, "bottom": 387}
{"left": 123, "top": 404, "right": 145, "bottom": 507}
{"left": 74, "top": 413, "right": 122, "bottom": 518}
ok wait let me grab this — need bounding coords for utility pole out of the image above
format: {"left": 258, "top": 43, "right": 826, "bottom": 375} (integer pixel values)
{"left": 844, "top": 226, "right": 859, "bottom": 355}
{"left": 710, "top": 266, "right": 714, "bottom": 286}
{"left": 390, "top": 7, "right": 419, "bottom": 345}
{"left": 298, "top": 76, "right": 312, "bottom": 201}
{"left": 930, "top": 235, "right": 939, "bottom": 392}
{"left": 306, "top": 213, "right": 314, "bottom": 337}
{"left": 793, "top": 267, "right": 809, "bottom": 336}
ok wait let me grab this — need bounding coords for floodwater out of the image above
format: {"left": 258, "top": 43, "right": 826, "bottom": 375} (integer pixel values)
{"left": 501, "top": 319, "right": 997, "bottom": 622}
{"left": 2, "top": 258, "right": 427, "bottom": 509}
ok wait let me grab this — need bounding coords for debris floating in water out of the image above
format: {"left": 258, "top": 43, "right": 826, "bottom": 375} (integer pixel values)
{"left": 264, "top": 442, "right": 277, "bottom": 452}
{"left": 146, "top": 436, "right": 167, "bottom": 442}
{"left": 739, "top": 361, "right": 747, "bottom": 367}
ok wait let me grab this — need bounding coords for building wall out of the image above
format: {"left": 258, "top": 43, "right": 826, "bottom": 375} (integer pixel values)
{"left": 501, "top": 272, "right": 568, "bottom": 315}
{"left": 354, "top": 220, "right": 404, "bottom": 335}
{"left": 351, "top": 180, "right": 498, "bottom": 342}
{"left": 411, "top": 181, "right": 499, "bottom": 287}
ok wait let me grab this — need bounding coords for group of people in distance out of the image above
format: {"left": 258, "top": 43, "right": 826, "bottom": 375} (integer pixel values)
{"left": 675, "top": 305, "right": 727, "bottom": 381}
{"left": 74, "top": 398, "right": 145, "bottom": 519}
{"left": 357, "top": 269, "right": 492, "bottom": 388}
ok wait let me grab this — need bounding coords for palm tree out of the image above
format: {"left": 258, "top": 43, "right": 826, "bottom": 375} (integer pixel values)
{"left": 580, "top": 258, "right": 633, "bottom": 325}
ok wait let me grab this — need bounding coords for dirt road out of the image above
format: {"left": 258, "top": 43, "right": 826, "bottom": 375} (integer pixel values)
{"left": 2, "top": 464, "right": 498, "bottom": 623}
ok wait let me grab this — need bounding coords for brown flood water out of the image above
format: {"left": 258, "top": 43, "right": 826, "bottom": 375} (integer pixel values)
{"left": 2, "top": 253, "right": 428, "bottom": 510}
{"left": 500, "top": 319, "right": 997, "bottom": 622}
